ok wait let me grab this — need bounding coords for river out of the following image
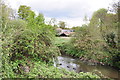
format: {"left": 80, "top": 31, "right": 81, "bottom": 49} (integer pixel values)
{"left": 54, "top": 55, "right": 120, "bottom": 79}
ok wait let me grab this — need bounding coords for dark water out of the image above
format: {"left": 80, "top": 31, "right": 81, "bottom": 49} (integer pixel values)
{"left": 54, "top": 55, "right": 120, "bottom": 78}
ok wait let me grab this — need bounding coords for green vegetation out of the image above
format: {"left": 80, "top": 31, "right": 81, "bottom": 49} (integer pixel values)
{"left": 1, "top": 0, "right": 119, "bottom": 79}
{"left": 4, "top": 58, "right": 99, "bottom": 78}
{"left": 54, "top": 37, "right": 71, "bottom": 45}
{"left": 1, "top": 0, "right": 101, "bottom": 79}
{"left": 58, "top": 21, "right": 66, "bottom": 29}
{"left": 58, "top": 7, "right": 120, "bottom": 69}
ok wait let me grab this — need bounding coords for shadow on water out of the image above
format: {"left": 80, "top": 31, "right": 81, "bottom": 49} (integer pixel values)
{"left": 54, "top": 55, "right": 120, "bottom": 79}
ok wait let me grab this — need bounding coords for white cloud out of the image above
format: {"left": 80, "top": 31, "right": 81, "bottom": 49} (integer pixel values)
{"left": 45, "top": 16, "right": 85, "bottom": 28}
{"left": 6, "top": 0, "right": 115, "bottom": 27}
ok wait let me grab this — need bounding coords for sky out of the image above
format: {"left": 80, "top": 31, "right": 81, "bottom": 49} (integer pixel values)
{"left": 6, "top": 0, "right": 117, "bottom": 28}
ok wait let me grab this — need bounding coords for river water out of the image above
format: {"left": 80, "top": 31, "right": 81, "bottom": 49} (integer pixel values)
{"left": 54, "top": 55, "right": 120, "bottom": 79}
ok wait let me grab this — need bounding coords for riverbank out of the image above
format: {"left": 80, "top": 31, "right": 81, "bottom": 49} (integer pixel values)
{"left": 60, "top": 50, "right": 120, "bottom": 72}
{"left": 55, "top": 37, "right": 120, "bottom": 70}
{"left": 54, "top": 37, "right": 120, "bottom": 79}
{"left": 5, "top": 57, "right": 100, "bottom": 78}
{"left": 54, "top": 55, "right": 119, "bottom": 78}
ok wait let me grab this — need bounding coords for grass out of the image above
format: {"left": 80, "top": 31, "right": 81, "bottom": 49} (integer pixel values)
{"left": 54, "top": 37, "right": 72, "bottom": 45}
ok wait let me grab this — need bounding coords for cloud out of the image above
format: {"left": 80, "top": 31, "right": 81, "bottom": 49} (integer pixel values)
{"left": 7, "top": 0, "right": 115, "bottom": 27}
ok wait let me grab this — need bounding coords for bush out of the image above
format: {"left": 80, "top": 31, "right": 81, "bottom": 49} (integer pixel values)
{"left": 1, "top": 18, "right": 60, "bottom": 77}
{"left": 1, "top": 19, "right": 28, "bottom": 78}
{"left": 9, "top": 59, "right": 100, "bottom": 78}
{"left": 10, "top": 23, "right": 60, "bottom": 62}
{"left": 62, "top": 26, "right": 120, "bottom": 69}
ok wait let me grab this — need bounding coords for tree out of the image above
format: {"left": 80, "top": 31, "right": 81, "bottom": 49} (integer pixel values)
{"left": 83, "top": 15, "right": 89, "bottom": 24}
{"left": 35, "top": 13, "right": 44, "bottom": 26}
{"left": 26, "top": 11, "right": 36, "bottom": 27}
{"left": 18, "top": 5, "right": 34, "bottom": 20}
{"left": 88, "top": 8, "right": 108, "bottom": 39}
{"left": 49, "top": 18, "right": 57, "bottom": 27}
{"left": 108, "top": 0, "right": 120, "bottom": 13}
{"left": 89, "top": 8, "right": 107, "bottom": 27}
{"left": 58, "top": 21, "right": 66, "bottom": 29}
{"left": 0, "top": 0, "right": 16, "bottom": 35}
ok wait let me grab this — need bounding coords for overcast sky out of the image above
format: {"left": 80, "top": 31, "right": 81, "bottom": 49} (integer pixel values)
{"left": 6, "top": 0, "right": 117, "bottom": 27}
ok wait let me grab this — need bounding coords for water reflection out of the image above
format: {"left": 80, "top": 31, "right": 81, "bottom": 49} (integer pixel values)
{"left": 54, "top": 55, "right": 119, "bottom": 78}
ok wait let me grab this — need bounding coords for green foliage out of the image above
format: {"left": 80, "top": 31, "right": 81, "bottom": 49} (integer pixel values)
{"left": 18, "top": 5, "right": 35, "bottom": 20}
{"left": 58, "top": 21, "right": 66, "bottom": 29}
{"left": 70, "top": 8, "right": 120, "bottom": 69}
{"left": 1, "top": 4, "right": 61, "bottom": 78}
{"left": 1, "top": 1, "right": 119, "bottom": 79}
{"left": 8, "top": 59, "right": 99, "bottom": 78}
{"left": 10, "top": 28, "right": 60, "bottom": 62}
{"left": 1, "top": 19, "right": 27, "bottom": 78}
{"left": 89, "top": 8, "right": 107, "bottom": 26}
{"left": 35, "top": 13, "right": 45, "bottom": 26}
{"left": 48, "top": 18, "right": 57, "bottom": 27}
{"left": 57, "top": 8, "right": 119, "bottom": 69}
